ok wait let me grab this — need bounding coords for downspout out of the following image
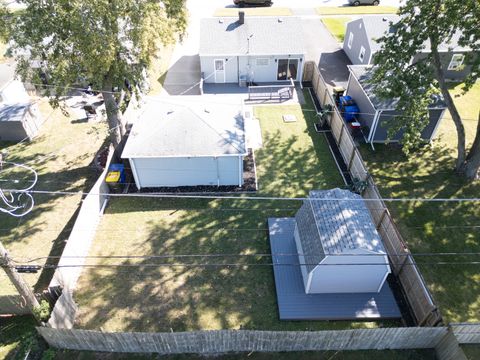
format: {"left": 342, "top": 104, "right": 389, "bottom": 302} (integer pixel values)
{"left": 216, "top": 157, "right": 220, "bottom": 187}
{"left": 238, "top": 155, "right": 242, "bottom": 187}
{"left": 370, "top": 110, "right": 383, "bottom": 150}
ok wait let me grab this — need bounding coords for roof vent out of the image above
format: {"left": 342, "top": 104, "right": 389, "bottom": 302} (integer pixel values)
{"left": 219, "top": 19, "right": 224, "bottom": 24}
{"left": 382, "top": 17, "right": 388, "bottom": 21}
{"left": 204, "top": 108, "right": 210, "bottom": 113}
{"left": 238, "top": 11, "right": 245, "bottom": 25}
{"left": 278, "top": 17, "right": 283, "bottom": 23}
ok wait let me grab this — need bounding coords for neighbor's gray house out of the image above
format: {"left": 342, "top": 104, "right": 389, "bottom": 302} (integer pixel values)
{"left": 294, "top": 189, "right": 390, "bottom": 294}
{"left": 343, "top": 15, "right": 474, "bottom": 80}
{"left": 199, "top": 14, "right": 305, "bottom": 84}
{"left": 0, "top": 62, "right": 42, "bottom": 141}
{"left": 121, "top": 102, "right": 247, "bottom": 189}
{"left": 345, "top": 65, "right": 446, "bottom": 143}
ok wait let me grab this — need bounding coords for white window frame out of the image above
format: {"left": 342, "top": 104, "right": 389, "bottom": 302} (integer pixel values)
{"left": 359, "top": 46, "right": 366, "bottom": 62}
{"left": 347, "top": 32, "right": 354, "bottom": 49}
{"left": 256, "top": 58, "right": 269, "bottom": 66}
{"left": 447, "top": 54, "right": 465, "bottom": 71}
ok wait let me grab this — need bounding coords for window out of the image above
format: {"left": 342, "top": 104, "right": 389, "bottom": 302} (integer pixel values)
{"left": 347, "top": 32, "right": 354, "bottom": 49}
{"left": 448, "top": 54, "right": 465, "bottom": 71}
{"left": 256, "top": 58, "right": 269, "bottom": 66}
{"left": 359, "top": 46, "right": 366, "bottom": 62}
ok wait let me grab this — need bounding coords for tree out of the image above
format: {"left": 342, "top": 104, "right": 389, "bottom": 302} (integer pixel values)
{"left": 1, "top": 0, "right": 187, "bottom": 148}
{"left": 370, "top": 0, "right": 480, "bottom": 180}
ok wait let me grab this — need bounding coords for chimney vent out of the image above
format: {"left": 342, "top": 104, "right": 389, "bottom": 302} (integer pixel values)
{"left": 239, "top": 11, "right": 245, "bottom": 25}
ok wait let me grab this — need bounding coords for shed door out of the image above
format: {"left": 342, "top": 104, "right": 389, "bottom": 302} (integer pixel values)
{"left": 214, "top": 59, "right": 225, "bottom": 83}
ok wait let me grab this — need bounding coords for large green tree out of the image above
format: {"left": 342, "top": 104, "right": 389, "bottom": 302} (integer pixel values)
{"left": 1, "top": 0, "right": 187, "bottom": 147}
{"left": 370, "top": 0, "right": 480, "bottom": 180}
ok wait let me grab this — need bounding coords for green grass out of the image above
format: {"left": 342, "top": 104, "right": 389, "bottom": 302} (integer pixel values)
{"left": 73, "top": 93, "right": 403, "bottom": 332}
{"left": 214, "top": 7, "right": 292, "bottom": 17}
{"left": 53, "top": 349, "right": 436, "bottom": 360}
{"left": 317, "top": 6, "right": 397, "bottom": 15}
{"left": 0, "top": 316, "right": 36, "bottom": 360}
{"left": 358, "top": 83, "right": 480, "bottom": 323}
{"left": 147, "top": 43, "right": 175, "bottom": 95}
{"left": 321, "top": 17, "right": 352, "bottom": 42}
{"left": 462, "top": 345, "right": 480, "bottom": 360}
{"left": 0, "top": 99, "right": 108, "bottom": 296}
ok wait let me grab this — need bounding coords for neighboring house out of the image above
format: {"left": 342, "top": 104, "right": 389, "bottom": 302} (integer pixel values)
{"left": 0, "top": 62, "right": 42, "bottom": 141}
{"left": 122, "top": 102, "right": 247, "bottom": 189}
{"left": 294, "top": 189, "right": 390, "bottom": 294}
{"left": 199, "top": 14, "right": 305, "bottom": 84}
{"left": 343, "top": 16, "right": 474, "bottom": 80}
{"left": 345, "top": 65, "right": 446, "bottom": 143}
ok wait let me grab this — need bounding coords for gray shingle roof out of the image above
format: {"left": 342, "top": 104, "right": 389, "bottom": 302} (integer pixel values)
{"left": 348, "top": 65, "right": 447, "bottom": 110}
{"left": 199, "top": 17, "right": 305, "bottom": 56}
{"left": 0, "top": 103, "right": 29, "bottom": 122}
{"left": 0, "top": 63, "right": 16, "bottom": 92}
{"left": 121, "top": 102, "right": 246, "bottom": 158}
{"left": 295, "top": 189, "right": 386, "bottom": 273}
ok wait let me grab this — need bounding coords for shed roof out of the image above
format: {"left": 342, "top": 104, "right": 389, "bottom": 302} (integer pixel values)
{"left": 0, "top": 63, "right": 16, "bottom": 92}
{"left": 199, "top": 16, "right": 305, "bottom": 56}
{"left": 121, "top": 101, "right": 247, "bottom": 158}
{"left": 295, "top": 189, "right": 386, "bottom": 273}
{"left": 0, "top": 103, "right": 30, "bottom": 122}
{"left": 348, "top": 65, "right": 447, "bottom": 110}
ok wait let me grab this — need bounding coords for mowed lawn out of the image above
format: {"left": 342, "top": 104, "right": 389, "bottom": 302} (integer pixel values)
{"left": 0, "top": 99, "right": 107, "bottom": 296}
{"left": 73, "top": 95, "right": 403, "bottom": 332}
{"left": 359, "top": 82, "right": 480, "bottom": 323}
{"left": 321, "top": 17, "right": 351, "bottom": 43}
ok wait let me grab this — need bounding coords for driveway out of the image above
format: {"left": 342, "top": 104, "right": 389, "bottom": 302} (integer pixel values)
{"left": 302, "top": 19, "right": 351, "bottom": 88}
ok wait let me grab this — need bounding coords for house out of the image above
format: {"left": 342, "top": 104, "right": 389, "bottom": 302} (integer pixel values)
{"left": 345, "top": 65, "right": 446, "bottom": 143}
{"left": 199, "top": 14, "right": 305, "bottom": 84}
{"left": 343, "top": 16, "right": 474, "bottom": 80}
{"left": 121, "top": 102, "right": 247, "bottom": 189}
{"left": 0, "top": 62, "right": 42, "bottom": 141}
{"left": 294, "top": 189, "right": 390, "bottom": 294}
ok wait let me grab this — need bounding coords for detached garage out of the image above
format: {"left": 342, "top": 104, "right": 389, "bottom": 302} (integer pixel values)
{"left": 122, "top": 102, "right": 247, "bottom": 189}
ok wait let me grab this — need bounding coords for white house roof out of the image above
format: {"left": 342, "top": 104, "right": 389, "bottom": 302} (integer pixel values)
{"left": 0, "top": 103, "right": 30, "bottom": 122}
{"left": 295, "top": 189, "right": 386, "bottom": 273}
{"left": 121, "top": 101, "right": 247, "bottom": 158}
{"left": 199, "top": 16, "right": 305, "bottom": 56}
{"left": 0, "top": 63, "right": 16, "bottom": 92}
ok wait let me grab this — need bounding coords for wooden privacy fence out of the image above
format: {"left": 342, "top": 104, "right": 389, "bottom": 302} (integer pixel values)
{"left": 303, "top": 62, "right": 441, "bottom": 327}
{"left": 0, "top": 295, "right": 31, "bottom": 315}
{"left": 37, "top": 327, "right": 458, "bottom": 355}
{"left": 451, "top": 323, "right": 480, "bottom": 344}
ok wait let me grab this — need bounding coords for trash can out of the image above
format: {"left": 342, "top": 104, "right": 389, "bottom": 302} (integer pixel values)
{"left": 106, "top": 163, "right": 125, "bottom": 192}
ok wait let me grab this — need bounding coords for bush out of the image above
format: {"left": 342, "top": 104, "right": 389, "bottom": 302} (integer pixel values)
{"left": 33, "top": 300, "right": 51, "bottom": 322}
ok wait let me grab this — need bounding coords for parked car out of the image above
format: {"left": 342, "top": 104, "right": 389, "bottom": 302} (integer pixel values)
{"left": 233, "top": 0, "right": 273, "bottom": 7}
{"left": 348, "top": 0, "right": 380, "bottom": 5}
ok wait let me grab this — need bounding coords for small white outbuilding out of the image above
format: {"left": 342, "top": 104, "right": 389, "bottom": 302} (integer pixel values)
{"left": 294, "top": 189, "right": 390, "bottom": 294}
{"left": 121, "top": 102, "right": 247, "bottom": 189}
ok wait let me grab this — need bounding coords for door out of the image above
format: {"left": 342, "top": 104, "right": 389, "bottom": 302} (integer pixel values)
{"left": 277, "top": 59, "right": 299, "bottom": 81}
{"left": 214, "top": 59, "right": 225, "bottom": 83}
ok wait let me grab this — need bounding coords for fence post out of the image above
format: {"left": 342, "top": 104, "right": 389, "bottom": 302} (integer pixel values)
{"left": 338, "top": 122, "right": 345, "bottom": 145}
{"left": 347, "top": 149, "right": 356, "bottom": 172}
{"left": 434, "top": 328, "right": 467, "bottom": 360}
{"left": 376, "top": 209, "right": 388, "bottom": 230}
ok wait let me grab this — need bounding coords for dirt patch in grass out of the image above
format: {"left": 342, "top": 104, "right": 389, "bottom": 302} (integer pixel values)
{"left": 214, "top": 7, "right": 292, "bottom": 17}
{"left": 317, "top": 6, "right": 397, "bottom": 15}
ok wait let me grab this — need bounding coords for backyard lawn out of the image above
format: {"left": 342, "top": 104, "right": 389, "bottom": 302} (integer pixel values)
{"left": 321, "top": 17, "right": 351, "bottom": 43}
{"left": 0, "top": 316, "right": 37, "bottom": 360}
{"left": 73, "top": 94, "right": 404, "bottom": 332}
{"left": 359, "top": 82, "right": 480, "bottom": 323}
{"left": 316, "top": 6, "right": 397, "bottom": 15}
{"left": 0, "top": 99, "right": 107, "bottom": 296}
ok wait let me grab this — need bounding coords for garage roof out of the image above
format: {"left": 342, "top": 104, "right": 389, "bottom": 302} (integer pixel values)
{"left": 0, "top": 103, "right": 30, "bottom": 122}
{"left": 121, "top": 101, "right": 246, "bottom": 158}
{"left": 0, "top": 63, "right": 16, "bottom": 92}
{"left": 200, "top": 16, "right": 305, "bottom": 56}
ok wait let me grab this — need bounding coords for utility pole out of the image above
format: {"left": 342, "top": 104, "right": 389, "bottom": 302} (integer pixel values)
{"left": 0, "top": 241, "right": 40, "bottom": 320}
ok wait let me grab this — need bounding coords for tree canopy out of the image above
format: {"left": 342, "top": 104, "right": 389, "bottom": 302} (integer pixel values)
{"left": 370, "top": 0, "right": 480, "bottom": 179}
{"left": 1, "top": 0, "right": 187, "bottom": 147}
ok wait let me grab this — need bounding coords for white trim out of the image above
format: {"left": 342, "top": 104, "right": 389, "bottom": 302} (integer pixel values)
{"left": 370, "top": 110, "right": 383, "bottom": 144}
{"left": 447, "top": 54, "right": 465, "bottom": 71}
{"left": 368, "top": 110, "right": 380, "bottom": 142}
{"left": 347, "top": 66, "right": 377, "bottom": 111}
{"left": 276, "top": 58, "right": 301, "bottom": 81}
{"left": 123, "top": 152, "right": 248, "bottom": 159}
{"left": 347, "top": 32, "right": 354, "bottom": 49}
{"left": 306, "top": 271, "right": 313, "bottom": 294}
{"left": 214, "top": 58, "right": 226, "bottom": 83}
{"left": 345, "top": 73, "right": 352, "bottom": 95}
{"left": 367, "top": 50, "right": 374, "bottom": 65}
{"left": 238, "top": 155, "right": 242, "bottom": 187}
{"left": 376, "top": 264, "right": 390, "bottom": 293}
{"left": 358, "top": 46, "right": 366, "bottom": 62}
{"left": 429, "top": 108, "right": 446, "bottom": 141}
{"left": 129, "top": 158, "right": 142, "bottom": 190}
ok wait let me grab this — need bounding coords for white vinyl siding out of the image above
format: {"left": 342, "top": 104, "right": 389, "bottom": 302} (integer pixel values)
{"left": 256, "top": 58, "right": 269, "bottom": 66}
{"left": 447, "top": 54, "right": 465, "bottom": 71}
{"left": 347, "top": 32, "right": 354, "bottom": 49}
{"left": 359, "top": 46, "right": 366, "bottom": 62}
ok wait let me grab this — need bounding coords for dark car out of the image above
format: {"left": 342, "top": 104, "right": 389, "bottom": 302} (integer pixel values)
{"left": 348, "top": 0, "right": 380, "bottom": 5}
{"left": 233, "top": 0, "right": 273, "bottom": 7}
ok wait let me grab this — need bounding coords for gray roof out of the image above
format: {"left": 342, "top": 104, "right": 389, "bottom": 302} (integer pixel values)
{"left": 121, "top": 102, "right": 246, "bottom": 158}
{"left": 348, "top": 65, "right": 446, "bottom": 110}
{"left": 0, "top": 62, "right": 16, "bottom": 92}
{"left": 199, "top": 17, "right": 305, "bottom": 56}
{"left": 295, "top": 189, "right": 386, "bottom": 273}
{"left": 358, "top": 15, "right": 470, "bottom": 53}
{"left": 0, "top": 103, "right": 30, "bottom": 122}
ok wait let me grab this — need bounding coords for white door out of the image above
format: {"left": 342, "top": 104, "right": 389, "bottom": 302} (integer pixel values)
{"left": 214, "top": 59, "right": 225, "bottom": 83}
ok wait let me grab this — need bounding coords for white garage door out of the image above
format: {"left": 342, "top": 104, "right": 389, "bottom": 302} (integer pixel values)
{"left": 131, "top": 156, "right": 241, "bottom": 188}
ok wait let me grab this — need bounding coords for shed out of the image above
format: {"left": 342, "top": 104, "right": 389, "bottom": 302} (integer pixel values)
{"left": 199, "top": 15, "right": 305, "bottom": 84}
{"left": 345, "top": 65, "right": 446, "bottom": 143}
{"left": 343, "top": 16, "right": 475, "bottom": 80}
{"left": 0, "top": 63, "right": 42, "bottom": 141}
{"left": 121, "top": 102, "right": 247, "bottom": 189}
{"left": 294, "top": 189, "right": 390, "bottom": 294}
